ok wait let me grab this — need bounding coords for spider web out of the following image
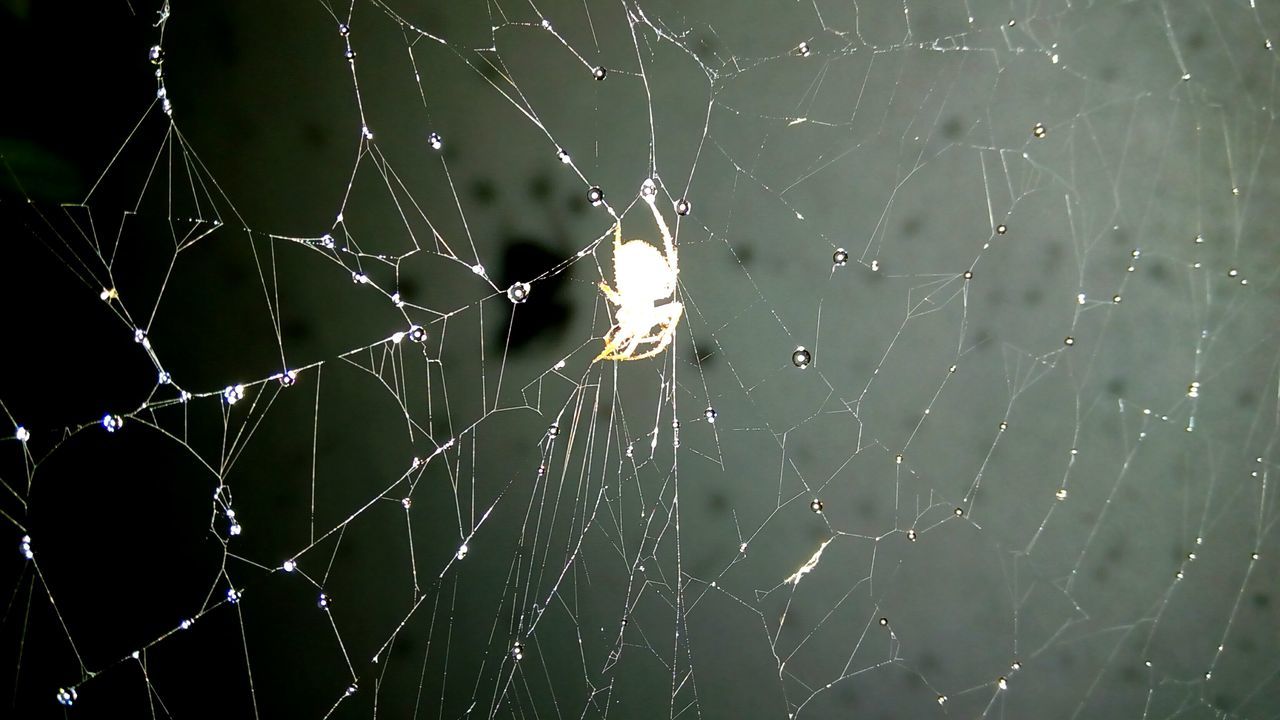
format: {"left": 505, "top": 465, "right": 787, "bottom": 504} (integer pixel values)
{"left": 3, "top": 0, "right": 1280, "bottom": 718}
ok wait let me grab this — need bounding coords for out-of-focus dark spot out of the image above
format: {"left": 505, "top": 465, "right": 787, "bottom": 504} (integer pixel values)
{"left": 1119, "top": 664, "right": 1141, "bottom": 684}
{"left": 1099, "top": 65, "right": 1119, "bottom": 83}
{"left": 985, "top": 288, "right": 1006, "bottom": 305}
{"left": 392, "top": 636, "right": 417, "bottom": 660}
{"left": 566, "top": 193, "right": 586, "bottom": 215}
{"left": 940, "top": 115, "right": 965, "bottom": 140}
{"left": 1092, "top": 563, "right": 1109, "bottom": 583}
{"left": 480, "top": 61, "right": 504, "bottom": 84}
{"left": 1106, "top": 377, "right": 1126, "bottom": 396}
{"left": 1112, "top": 226, "right": 1130, "bottom": 245}
{"left": 1022, "top": 287, "right": 1043, "bottom": 305}
{"left": 281, "top": 316, "right": 311, "bottom": 342}
{"left": 689, "top": 336, "right": 715, "bottom": 367}
{"left": 916, "top": 652, "right": 940, "bottom": 673}
{"left": 971, "top": 328, "right": 992, "bottom": 347}
{"left": 735, "top": 246, "right": 754, "bottom": 266}
{"left": 694, "top": 34, "right": 718, "bottom": 62}
{"left": 1238, "top": 390, "right": 1257, "bottom": 408}
{"left": 1147, "top": 261, "right": 1167, "bottom": 282}
{"left": 220, "top": 259, "right": 247, "bottom": 288}
{"left": 707, "top": 492, "right": 728, "bottom": 513}
{"left": 1253, "top": 592, "right": 1270, "bottom": 609}
{"left": 901, "top": 215, "right": 923, "bottom": 238}
{"left": 300, "top": 121, "right": 328, "bottom": 149}
{"left": 1212, "top": 693, "right": 1235, "bottom": 712}
{"left": 1186, "top": 31, "right": 1207, "bottom": 52}
{"left": 496, "top": 236, "right": 573, "bottom": 353}
{"left": 1105, "top": 542, "right": 1124, "bottom": 563}
{"left": 399, "top": 276, "right": 420, "bottom": 300}
{"left": 1044, "top": 241, "right": 1064, "bottom": 266}
{"left": 529, "top": 173, "right": 552, "bottom": 201}
{"left": 471, "top": 177, "right": 497, "bottom": 205}
{"left": 857, "top": 499, "right": 876, "bottom": 519}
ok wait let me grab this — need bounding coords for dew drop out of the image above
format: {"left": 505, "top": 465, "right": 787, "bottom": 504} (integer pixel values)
{"left": 675, "top": 198, "right": 692, "bottom": 216}
{"left": 791, "top": 347, "right": 812, "bottom": 369}
{"left": 223, "top": 384, "right": 246, "bottom": 405}
{"left": 832, "top": 248, "right": 848, "bottom": 266}
{"left": 592, "top": 66, "right": 607, "bottom": 81}
{"left": 587, "top": 186, "right": 605, "bottom": 206}
{"left": 1032, "top": 123, "right": 1047, "bottom": 139}
{"left": 507, "top": 282, "right": 531, "bottom": 304}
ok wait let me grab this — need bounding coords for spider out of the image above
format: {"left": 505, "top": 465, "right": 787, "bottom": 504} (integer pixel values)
{"left": 594, "top": 184, "right": 683, "bottom": 362}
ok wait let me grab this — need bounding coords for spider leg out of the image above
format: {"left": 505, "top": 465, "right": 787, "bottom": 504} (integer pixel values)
{"left": 598, "top": 281, "right": 622, "bottom": 305}
{"left": 624, "top": 329, "right": 675, "bottom": 361}
{"left": 643, "top": 190, "right": 677, "bottom": 277}
{"left": 619, "top": 335, "right": 643, "bottom": 360}
{"left": 618, "top": 302, "right": 683, "bottom": 361}
{"left": 593, "top": 325, "right": 626, "bottom": 362}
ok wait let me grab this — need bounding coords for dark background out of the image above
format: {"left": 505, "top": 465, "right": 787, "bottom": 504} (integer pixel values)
{"left": 2, "top": 1, "right": 1279, "bottom": 718}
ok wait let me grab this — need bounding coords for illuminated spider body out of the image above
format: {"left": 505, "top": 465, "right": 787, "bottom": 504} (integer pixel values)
{"left": 594, "top": 188, "right": 683, "bottom": 362}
